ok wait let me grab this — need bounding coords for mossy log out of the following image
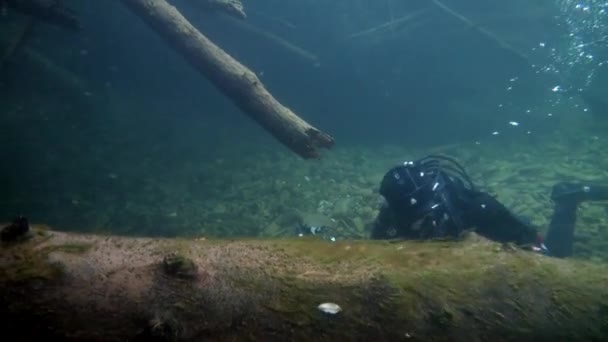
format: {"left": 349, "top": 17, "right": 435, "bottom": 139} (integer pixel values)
{"left": 2, "top": 226, "right": 608, "bottom": 341}
{"left": 120, "top": 0, "right": 334, "bottom": 159}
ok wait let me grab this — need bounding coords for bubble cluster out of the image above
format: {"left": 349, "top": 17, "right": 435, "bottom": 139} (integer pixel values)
{"left": 552, "top": 0, "right": 608, "bottom": 87}
{"left": 482, "top": 1, "right": 607, "bottom": 143}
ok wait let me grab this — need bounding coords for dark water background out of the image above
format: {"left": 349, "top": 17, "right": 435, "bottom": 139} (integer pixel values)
{"left": 0, "top": 0, "right": 606, "bottom": 242}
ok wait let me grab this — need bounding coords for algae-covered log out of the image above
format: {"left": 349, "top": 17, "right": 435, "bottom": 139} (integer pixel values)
{"left": 120, "top": 0, "right": 334, "bottom": 159}
{"left": 2, "top": 226, "right": 608, "bottom": 340}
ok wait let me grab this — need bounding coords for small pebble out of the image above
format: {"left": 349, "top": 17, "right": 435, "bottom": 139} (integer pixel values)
{"left": 318, "top": 302, "right": 342, "bottom": 314}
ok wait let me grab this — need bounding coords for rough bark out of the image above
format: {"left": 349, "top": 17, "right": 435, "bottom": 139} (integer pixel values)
{"left": 2, "top": 226, "right": 608, "bottom": 341}
{"left": 121, "top": 0, "right": 334, "bottom": 159}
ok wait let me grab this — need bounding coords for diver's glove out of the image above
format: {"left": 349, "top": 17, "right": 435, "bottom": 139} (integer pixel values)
{"left": 531, "top": 233, "right": 549, "bottom": 254}
{"left": 518, "top": 233, "right": 549, "bottom": 255}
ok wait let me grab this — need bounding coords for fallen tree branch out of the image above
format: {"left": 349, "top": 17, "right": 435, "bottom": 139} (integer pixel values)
{"left": 1, "top": 226, "right": 608, "bottom": 340}
{"left": 120, "top": 0, "right": 334, "bottom": 159}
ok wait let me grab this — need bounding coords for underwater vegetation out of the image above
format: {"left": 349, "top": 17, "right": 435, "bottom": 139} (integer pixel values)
{"left": 6, "top": 129, "right": 608, "bottom": 259}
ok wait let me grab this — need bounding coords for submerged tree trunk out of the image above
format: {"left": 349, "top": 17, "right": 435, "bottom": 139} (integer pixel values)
{"left": 1, "top": 226, "right": 608, "bottom": 341}
{"left": 119, "top": 0, "right": 334, "bottom": 159}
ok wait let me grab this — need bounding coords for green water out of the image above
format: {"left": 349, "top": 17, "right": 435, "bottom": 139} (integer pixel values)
{"left": 1, "top": 0, "right": 607, "bottom": 260}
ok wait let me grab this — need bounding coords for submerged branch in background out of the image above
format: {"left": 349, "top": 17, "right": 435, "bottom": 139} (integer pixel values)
{"left": 217, "top": 13, "right": 320, "bottom": 66}
{"left": 189, "top": 0, "right": 246, "bottom": 19}
{"left": 430, "top": 0, "right": 529, "bottom": 63}
{"left": 348, "top": 8, "right": 430, "bottom": 40}
{"left": 0, "top": 19, "right": 87, "bottom": 94}
{"left": 3, "top": 0, "right": 80, "bottom": 31}
{"left": 21, "top": 47, "right": 88, "bottom": 93}
{"left": 248, "top": 9, "right": 297, "bottom": 30}
{"left": 0, "top": 18, "right": 34, "bottom": 73}
{"left": 120, "top": 0, "right": 333, "bottom": 159}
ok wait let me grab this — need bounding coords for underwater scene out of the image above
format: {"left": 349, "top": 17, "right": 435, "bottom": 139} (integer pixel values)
{"left": 1, "top": 0, "right": 608, "bottom": 340}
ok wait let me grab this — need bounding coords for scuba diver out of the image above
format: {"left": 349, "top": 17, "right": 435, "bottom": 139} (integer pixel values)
{"left": 371, "top": 155, "right": 608, "bottom": 258}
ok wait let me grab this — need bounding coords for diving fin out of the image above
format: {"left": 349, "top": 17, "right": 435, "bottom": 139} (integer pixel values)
{"left": 545, "top": 182, "right": 608, "bottom": 258}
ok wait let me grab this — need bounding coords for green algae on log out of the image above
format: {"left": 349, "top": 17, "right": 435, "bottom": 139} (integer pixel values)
{"left": 1, "top": 226, "right": 608, "bottom": 341}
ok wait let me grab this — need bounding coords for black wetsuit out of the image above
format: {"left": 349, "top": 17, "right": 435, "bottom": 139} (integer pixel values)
{"left": 370, "top": 155, "right": 608, "bottom": 257}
